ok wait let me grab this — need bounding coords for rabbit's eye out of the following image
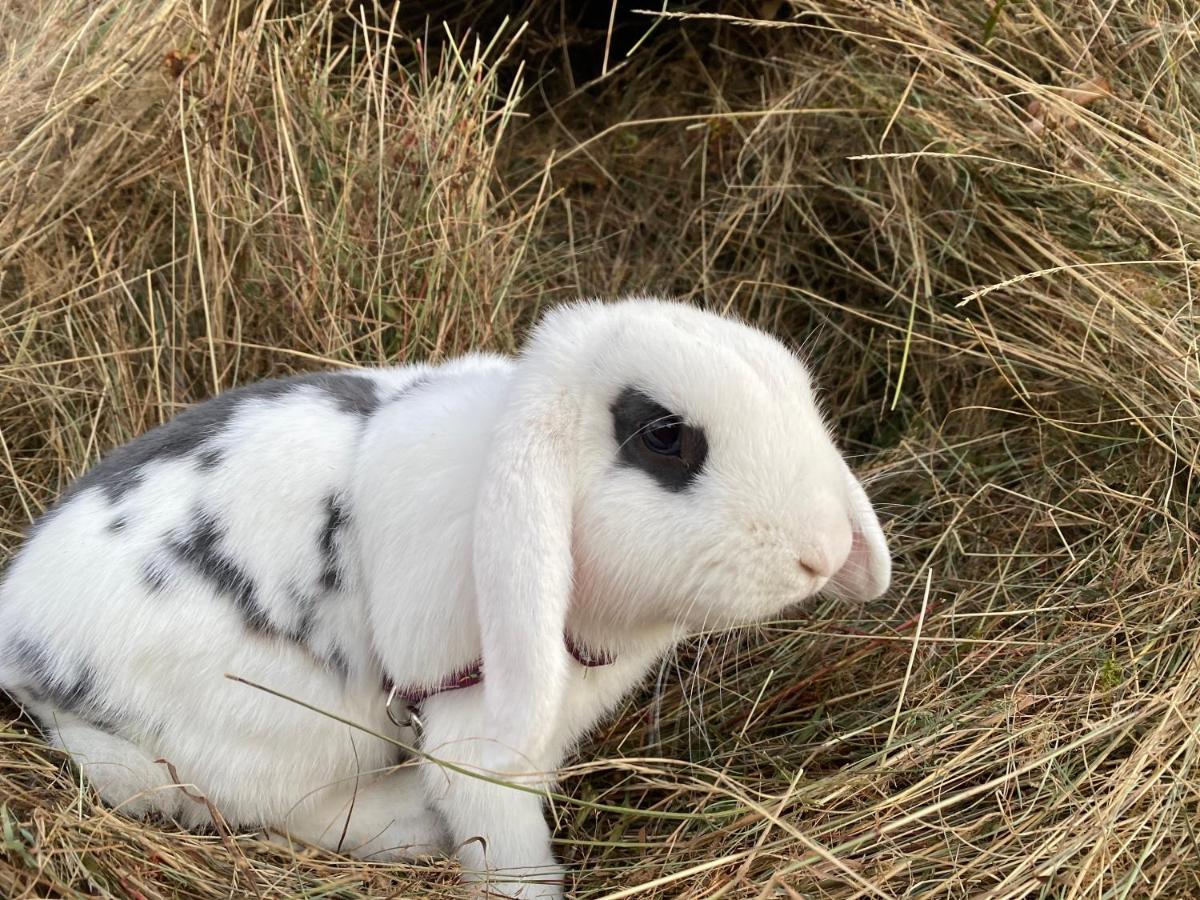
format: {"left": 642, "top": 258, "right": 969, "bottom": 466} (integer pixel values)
{"left": 642, "top": 422, "right": 682, "bottom": 456}
{"left": 611, "top": 387, "right": 708, "bottom": 492}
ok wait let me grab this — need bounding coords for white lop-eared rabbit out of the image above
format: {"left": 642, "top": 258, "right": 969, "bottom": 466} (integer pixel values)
{"left": 0, "top": 298, "right": 889, "bottom": 897}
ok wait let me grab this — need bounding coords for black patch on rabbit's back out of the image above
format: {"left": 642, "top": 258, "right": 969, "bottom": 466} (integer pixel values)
{"left": 281, "top": 586, "right": 349, "bottom": 679}
{"left": 5, "top": 636, "right": 121, "bottom": 731}
{"left": 51, "top": 371, "right": 381, "bottom": 508}
{"left": 286, "top": 587, "right": 318, "bottom": 644}
{"left": 168, "top": 510, "right": 271, "bottom": 634}
{"left": 318, "top": 494, "right": 349, "bottom": 591}
{"left": 308, "top": 372, "right": 380, "bottom": 417}
{"left": 140, "top": 556, "right": 174, "bottom": 593}
{"left": 326, "top": 646, "right": 351, "bottom": 680}
{"left": 195, "top": 448, "right": 223, "bottom": 471}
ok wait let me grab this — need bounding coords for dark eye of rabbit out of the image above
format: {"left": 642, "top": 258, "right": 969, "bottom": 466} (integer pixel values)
{"left": 611, "top": 387, "right": 708, "bottom": 492}
{"left": 642, "top": 421, "right": 682, "bottom": 455}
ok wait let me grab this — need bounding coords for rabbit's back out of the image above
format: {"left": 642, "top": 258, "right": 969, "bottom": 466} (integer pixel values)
{"left": 0, "top": 367, "right": 432, "bottom": 823}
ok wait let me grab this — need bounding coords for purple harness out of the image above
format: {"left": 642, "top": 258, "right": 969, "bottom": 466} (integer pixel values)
{"left": 384, "top": 635, "right": 614, "bottom": 706}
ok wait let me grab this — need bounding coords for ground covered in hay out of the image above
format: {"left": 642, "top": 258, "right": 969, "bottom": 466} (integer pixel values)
{"left": 1, "top": 1, "right": 1198, "bottom": 897}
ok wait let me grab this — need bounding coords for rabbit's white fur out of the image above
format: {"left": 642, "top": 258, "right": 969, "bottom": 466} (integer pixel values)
{"left": 0, "top": 297, "right": 890, "bottom": 897}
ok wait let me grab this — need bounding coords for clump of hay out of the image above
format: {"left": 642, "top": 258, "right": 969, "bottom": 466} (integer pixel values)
{"left": 2, "top": 1, "right": 1198, "bottom": 897}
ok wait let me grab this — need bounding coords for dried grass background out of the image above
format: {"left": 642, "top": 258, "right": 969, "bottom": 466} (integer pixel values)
{"left": 2, "top": 0, "right": 1198, "bottom": 897}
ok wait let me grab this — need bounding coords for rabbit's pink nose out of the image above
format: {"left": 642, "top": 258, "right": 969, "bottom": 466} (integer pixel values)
{"left": 797, "top": 551, "right": 836, "bottom": 581}
{"left": 796, "top": 519, "right": 854, "bottom": 581}
{"left": 797, "top": 556, "right": 826, "bottom": 580}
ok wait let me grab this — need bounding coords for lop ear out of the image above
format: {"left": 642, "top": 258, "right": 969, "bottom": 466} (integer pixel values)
{"left": 472, "top": 376, "right": 579, "bottom": 773}
{"left": 829, "top": 465, "right": 891, "bottom": 601}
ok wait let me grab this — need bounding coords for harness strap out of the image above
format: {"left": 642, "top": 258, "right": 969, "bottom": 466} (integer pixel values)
{"left": 382, "top": 634, "right": 614, "bottom": 705}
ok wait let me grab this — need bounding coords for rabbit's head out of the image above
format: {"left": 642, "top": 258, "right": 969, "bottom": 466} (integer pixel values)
{"left": 473, "top": 298, "right": 890, "bottom": 763}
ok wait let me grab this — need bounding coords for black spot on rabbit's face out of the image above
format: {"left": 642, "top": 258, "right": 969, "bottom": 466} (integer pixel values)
{"left": 611, "top": 387, "right": 708, "bottom": 492}
{"left": 51, "top": 372, "right": 380, "bottom": 508}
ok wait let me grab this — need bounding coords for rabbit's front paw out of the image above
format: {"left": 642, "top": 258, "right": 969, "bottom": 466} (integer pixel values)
{"left": 463, "top": 858, "right": 566, "bottom": 899}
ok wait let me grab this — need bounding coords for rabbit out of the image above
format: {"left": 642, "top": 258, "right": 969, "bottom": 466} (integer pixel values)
{"left": 0, "top": 296, "right": 891, "bottom": 898}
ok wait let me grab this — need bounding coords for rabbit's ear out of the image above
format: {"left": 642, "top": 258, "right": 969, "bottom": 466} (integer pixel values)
{"left": 829, "top": 466, "right": 891, "bottom": 601}
{"left": 472, "top": 375, "right": 580, "bottom": 773}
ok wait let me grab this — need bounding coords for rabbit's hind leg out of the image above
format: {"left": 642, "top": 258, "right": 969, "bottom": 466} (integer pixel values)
{"left": 270, "top": 763, "right": 450, "bottom": 861}
{"left": 42, "top": 709, "right": 189, "bottom": 823}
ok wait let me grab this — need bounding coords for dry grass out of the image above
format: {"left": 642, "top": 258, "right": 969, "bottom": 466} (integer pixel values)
{"left": 2, "top": 0, "right": 1199, "bottom": 897}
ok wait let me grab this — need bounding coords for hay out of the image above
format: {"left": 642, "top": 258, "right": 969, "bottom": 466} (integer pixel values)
{"left": 2, "top": 0, "right": 1198, "bottom": 896}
